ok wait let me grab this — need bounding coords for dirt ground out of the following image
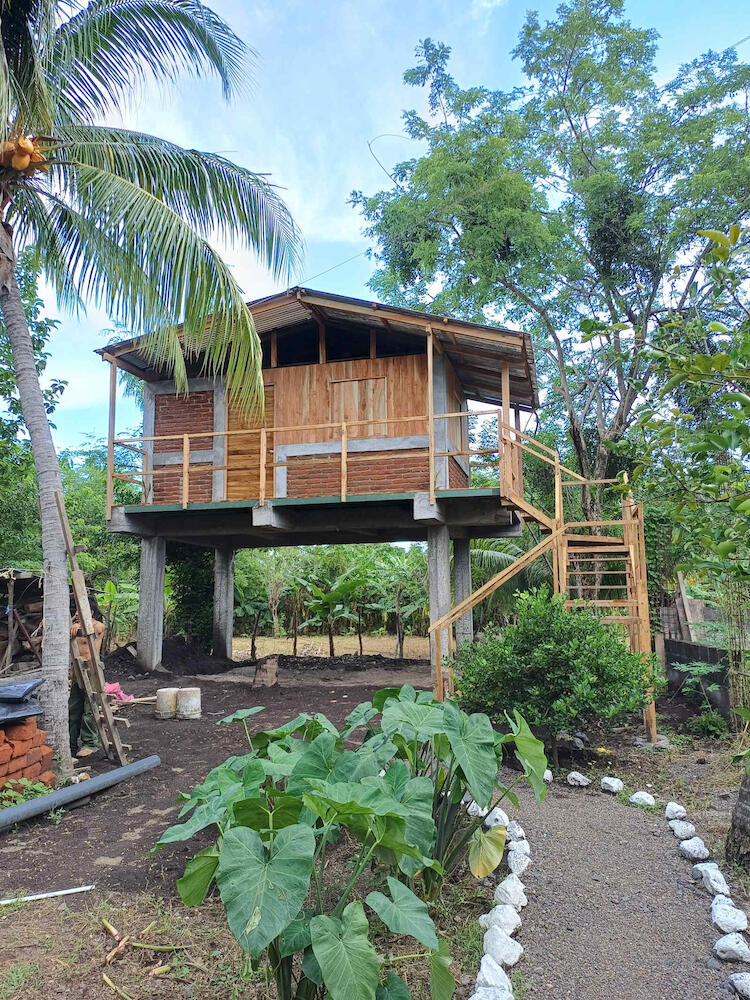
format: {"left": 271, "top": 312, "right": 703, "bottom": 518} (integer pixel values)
{"left": 235, "top": 633, "right": 430, "bottom": 660}
{"left": 0, "top": 656, "right": 747, "bottom": 1000}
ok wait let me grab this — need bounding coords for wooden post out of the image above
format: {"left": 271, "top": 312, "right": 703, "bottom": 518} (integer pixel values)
{"left": 434, "top": 625, "right": 444, "bottom": 702}
{"left": 4, "top": 578, "right": 14, "bottom": 671}
{"left": 259, "top": 427, "right": 267, "bottom": 506}
{"left": 553, "top": 452, "right": 564, "bottom": 594}
{"left": 514, "top": 406, "right": 523, "bottom": 494}
{"left": 622, "top": 492, "right": 658, "bottom": 743}
{"left": 182, "top": 434, "right": 190, "bottom": 509}
{"left": 341, "top": 422, "right": 347, "bottom": 502}
{"left": 106, "top": 356, "right": 117, "bottom": 521}
{"left": 270, "top": 331, "right": 278, "bottom": 368}
{"left": 318, "top": 322, "right": 326, "bottom": 364}
{"left": 427, "top": 327, "right": 435, "bottom": 504}
{"left": 501, "top": 361, "right": 511, "bottom": 492}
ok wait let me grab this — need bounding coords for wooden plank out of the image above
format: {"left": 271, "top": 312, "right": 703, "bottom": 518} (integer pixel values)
{"left": 106, "top": 357, "right": 117, "bottom": 521}
{"left": 182, "top": 434, "right": 190, "bottom": 509}
{"left": 270, "top": 330, "right": 277, "bottom": 368}
{"left": 501, "top": 362, "right": 511, "bottom": 489}
{"left": 341, "top": 422, "right": 347, "bottom": 502}
{"left": 427, "top": 328, "right": 435, "bottom": 504}
{"left": 259, "top": 428, "right": 267, "bottom": 507}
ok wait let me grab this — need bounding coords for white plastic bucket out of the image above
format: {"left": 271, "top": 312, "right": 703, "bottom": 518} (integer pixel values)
{"left": 155, "top": 687, "right": 178, "bottom": 720}
{"left": 176, "top": 687, "right": 201, "bottom": 720}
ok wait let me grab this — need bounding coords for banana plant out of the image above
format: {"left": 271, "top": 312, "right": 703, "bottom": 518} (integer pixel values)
{"left": 154, "top": 701, "right": 454, "bottom": 1000}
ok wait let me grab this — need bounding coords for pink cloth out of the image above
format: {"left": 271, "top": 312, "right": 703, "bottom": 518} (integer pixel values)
{"left": 105, "top": 681, "right": 134, "bottom": 703}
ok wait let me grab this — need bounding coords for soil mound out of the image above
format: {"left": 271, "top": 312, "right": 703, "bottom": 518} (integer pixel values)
{"left": 103, "top": 637, "right": 250, "bottom": 680}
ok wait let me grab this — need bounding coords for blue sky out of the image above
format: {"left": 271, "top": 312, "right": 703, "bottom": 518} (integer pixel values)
{"left": 43, "top": 0, "right": 748, "bottom": 450}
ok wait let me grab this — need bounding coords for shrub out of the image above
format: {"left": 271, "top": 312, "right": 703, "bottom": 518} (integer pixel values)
{"left": 154, "top": 686, "right": 547, "bottom": 1000}
{"left": 455, "top": 588, "right": 660, "bottom": 764}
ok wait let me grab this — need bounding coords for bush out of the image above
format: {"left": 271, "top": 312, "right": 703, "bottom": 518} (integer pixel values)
{"left": 455, "top": 589, "right": 660, "bottom": 764}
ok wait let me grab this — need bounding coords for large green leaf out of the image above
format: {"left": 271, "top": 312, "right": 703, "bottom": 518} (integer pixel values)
{"left": 177, "top": 845, "right": 219, "bottom": 906}
{"left": 505, "top": 710, "right": 548, "bottom": 801}
{"left": 331, "top": 738, "right": 397, "bottom": 784}
{"left": 365, "top": 876, "right": 438, "bottom": 950}
{"left": 216, "top": 823, "right": 315, "bottom": 957}
{"left": 376, "top": 973, "right": 411, "bottom": 1000}
{"left": 468, "top": 824, "right": 507, "bottom": 879}
{"left": 155, "top": 797, "right": 230, "bottom": 850}
{"left": 217, "top": 706, "right": 266, "bottom": 725}
{"left": 310, "top": 900, "right": 380, "bottom": 1000}
{"left": 442, "top": 700, "right": 497, "bottom": 808}
{"left": 429, "top": 940, "right": 455, "bottom": 1000}
{"left": 342, "top": 701, "right": 378, "bottom": 736}
{"left": 287, "top": 731, "right": 339, "bottom": 796}
{"left": 381, "top": 700, "right": 445, "bottom": 741}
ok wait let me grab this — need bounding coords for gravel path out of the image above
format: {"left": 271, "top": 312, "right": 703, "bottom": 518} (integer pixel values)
{"left": 513, "top": 781, "right": 742, "bottom": 1000}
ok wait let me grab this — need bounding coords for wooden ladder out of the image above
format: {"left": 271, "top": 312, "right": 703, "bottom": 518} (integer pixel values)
{"left": 55, "top": 491, "right": 129, "bottom": 766}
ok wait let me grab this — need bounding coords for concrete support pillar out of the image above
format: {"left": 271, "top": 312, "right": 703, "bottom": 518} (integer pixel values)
{"left": 453, "top": 538, "right": 474, "bottom": 647}
{"left": 213, "top": 547, "right": 235, "bottom": 659}
{"left": 137, "top": 536, "right": 165, "bottom": 671}
{"left": 428, "top": 524, "right": 451, "bottom": 688}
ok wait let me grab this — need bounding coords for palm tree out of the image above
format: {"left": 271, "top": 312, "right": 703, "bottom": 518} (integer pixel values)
{"left": 0, "top": 0, "right": 301, "bottom": 770}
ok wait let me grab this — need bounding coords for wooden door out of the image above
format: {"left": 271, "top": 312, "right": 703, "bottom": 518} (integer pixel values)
{"left": 226, "top": 386, "right": 275, "bottom": 501}
{"left": 330, "top": 377, "right": 386, "bottom": 437}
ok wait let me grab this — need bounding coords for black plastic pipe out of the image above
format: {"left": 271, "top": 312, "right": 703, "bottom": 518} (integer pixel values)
{"left": 0, "top": 754, "right": 161, "bottom": 832}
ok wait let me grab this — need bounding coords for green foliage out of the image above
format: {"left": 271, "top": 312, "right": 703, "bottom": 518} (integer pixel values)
{"left": 167, "top": 544, "right": 214, "bottom": 650}
{"left": 455, "top": 589, "right": 659, "bottom": 760}
{"left": 155, "top": 685, "right": 546, "bottom": 1000}
{"left": 298, "top": 569, "right": 366, "bottom": 657}
{"left": 687, "top": 709, "right": 728, "bottom": 740}
{"left": 354, "top": 6, "right": 750, "bottom": 508}
{"left": 0, "top": 777, "right": 52, "bottom": 809}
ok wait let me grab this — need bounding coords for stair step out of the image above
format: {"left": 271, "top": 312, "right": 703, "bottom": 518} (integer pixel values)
{"left": 564, "top": 533, "right": 625, "bottom": 545}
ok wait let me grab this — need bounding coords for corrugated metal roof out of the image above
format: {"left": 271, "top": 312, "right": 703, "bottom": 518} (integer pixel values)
{"left": 97, "top": 286, "right": 539, "bottom": 409}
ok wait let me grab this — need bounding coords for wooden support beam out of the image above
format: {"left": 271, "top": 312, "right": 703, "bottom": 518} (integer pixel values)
{"left": 270, "top": 330, "right": 278, "bottom": 368}
{"left": 340, "top": 422, "right": 347, "bottom": 502}
{"left": 427, "top": 328, "right": 435, "bottom": 505}
{"left": 182, "top": 435, "right": 190, "bottom": 509}
{"left": 106, "top": 355, "right": 117, "bottom": 521}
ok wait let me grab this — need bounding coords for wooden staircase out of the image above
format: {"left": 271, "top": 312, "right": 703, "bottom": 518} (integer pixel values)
{"left": 429, "top": 427, "right": 657, "bottom": 741}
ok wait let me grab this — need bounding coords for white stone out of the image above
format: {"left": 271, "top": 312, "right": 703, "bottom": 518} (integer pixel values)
{"left": 669, "top": 819, "right": 696, "bottom": 840}
{"left": 729, "top": 972, "right": 750, "bottom": 998}
{"left": 703, "top": 868, "right": 732, "bottom": 897}
{"left": 629, "top": 790, "right": 656, "bottom": 807}
{"left": 508, "top": 838, "right": 531, "bottom": 857}
{"left": 508, "top": 851, "right": 531, "bottom": 875}
{"left": 567, "top": 771, "right": 590, "bottom": 787}
{"left": 713, "top": 896, "right": 748, "bottom": 933}
{"left": 665, "top": 801, "right": 687, "bottom": 821}
{"left": 468, "top": 989, "right": 512, "bottom": 1000}
{"left": 468, "top": 800, "right": 489, "bottom": 819}
{"left": 714, "top": 933, "right": 750, "bottom": 963}
{"left": 478, "top": 904, "right": 522, "bottom": 936}
{"left": 484, "top": 806, "right": 509, "bottom": 828}
{"left": 475, "top": 954, "right": 513, "bottom": 992}
{"left": 507, "top": 820, "right": 525, "bottom": 841}
{"left": 543, "top": 769, "right": 553, "bottom": 783}
{"left": 679, "top": 836, "right": 710, "bottom": 861}
{"left": 601, "top": 776, "right": 624, "bottom": 794}
{"left": 693, "top": 861, "right": 719, "bottom": 880}
{"left": 483, "top": 925, "right": 524, "bottom": 968}
{"left": 494, "top": 873, "right": 527, "bottom": 909}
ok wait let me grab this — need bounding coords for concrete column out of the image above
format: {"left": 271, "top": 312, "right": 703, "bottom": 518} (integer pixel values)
{"left": 428, "top": 524, "right": 451, "bottom": 688}
{"left": 137, "top": 536, "right": 165, "bottom": 671}
{"left": 213, "top": 547, "right": 235, "bottom": 659}
{"left": 453, "top": 538, "right": 474, "bottom": 647}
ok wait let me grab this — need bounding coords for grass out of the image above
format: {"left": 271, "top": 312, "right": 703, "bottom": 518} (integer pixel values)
{"left": 0, "top": 963, "right": 38, "bottom": 1000}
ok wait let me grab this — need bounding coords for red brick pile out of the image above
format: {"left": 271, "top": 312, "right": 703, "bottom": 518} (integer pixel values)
{"left": 0, "top": 717, "right": 56, "bottom": 793}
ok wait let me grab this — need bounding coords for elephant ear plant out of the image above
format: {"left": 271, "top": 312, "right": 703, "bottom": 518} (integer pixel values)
{"left": 154, "top": 686, "right": 547, "bottom": 1000}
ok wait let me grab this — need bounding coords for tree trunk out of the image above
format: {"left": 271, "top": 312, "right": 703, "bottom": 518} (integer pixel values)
{"left": 328, "top": 624, "right": 335, "bottom": 658}
{"left": 0, "top": 225, "right": 73, "bottom": 773}
{"left": 727, "top": 772, "right": 750, "bottom": 870}
{"left": 291, "top": 608, "right": 298, "bottom": 657}
{"left": 357, "top": 606, "right": 363, "bottom": 656}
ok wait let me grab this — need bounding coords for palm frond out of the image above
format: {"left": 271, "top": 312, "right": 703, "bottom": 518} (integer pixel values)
{"left": 51, "top": 0, "right": 250, "bottom": 121}
{"left": 53, "top": 125, "right": 302, "bottom": 280}
{"left": 0, "top": 0, "right": 57, "bottom": 137}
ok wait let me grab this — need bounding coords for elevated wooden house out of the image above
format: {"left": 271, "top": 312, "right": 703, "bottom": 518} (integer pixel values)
{"left": 100, "top": 286, "right": 655, "bottom": 737}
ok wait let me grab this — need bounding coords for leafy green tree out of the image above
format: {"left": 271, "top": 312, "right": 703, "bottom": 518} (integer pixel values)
{"left": 353, "top": 3, "right": 750, "bottom": 519}
{"left": 0, "top": 1, "right": 300, "bottom": 765}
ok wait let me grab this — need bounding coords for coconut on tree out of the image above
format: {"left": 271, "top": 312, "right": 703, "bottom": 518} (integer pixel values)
{"left": 0, "top": 0, "right": 302, "bottom": 771}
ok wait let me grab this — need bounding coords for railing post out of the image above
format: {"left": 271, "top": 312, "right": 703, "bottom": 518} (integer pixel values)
{"left": 427, "top": 327, "right": 435, "bottom": 504}
{"left": 105, "top": 356, "right": 117, "bottom": 521}
{"left": 182, "top": 434, "right": 190, "bottom": 509}
{"left": 341, "top": 422, "right": 347, "bottom": 502}
{"left": 501, "top": 362, "right": 511, "bottom": 492}
{"left": 553, "top": 452, "right": 564, "bottom": 594}
{"left": 434, "top": 625, "right": 444, "bottom": 702}
{"left": 259, "top": 427, "right": 267, "bottom": 507}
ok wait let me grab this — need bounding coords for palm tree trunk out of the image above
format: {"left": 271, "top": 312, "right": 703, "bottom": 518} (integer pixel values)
{"left": 0, "top": 224, "right": 73, "bottom": 773}
{"left": 727, "top": 772, "right": 750, "bottom": 870}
